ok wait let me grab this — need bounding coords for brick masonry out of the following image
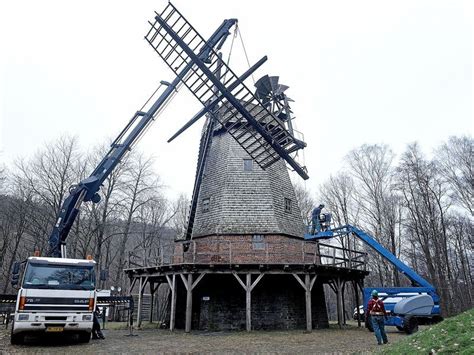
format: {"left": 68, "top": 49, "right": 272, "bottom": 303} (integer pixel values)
{"left": 174, "top": 273, "right": 329, "bottom": 330}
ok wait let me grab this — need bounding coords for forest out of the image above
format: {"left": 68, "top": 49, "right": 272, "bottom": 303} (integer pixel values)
{"left": 0, "top": 135, "right": 472, "bottom": 317}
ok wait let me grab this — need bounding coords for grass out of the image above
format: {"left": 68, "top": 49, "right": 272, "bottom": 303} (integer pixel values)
{"left": 378, "top": 308, "right": 474, "bottom": 354}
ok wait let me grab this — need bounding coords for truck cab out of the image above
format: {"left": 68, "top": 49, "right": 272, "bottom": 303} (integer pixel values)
{"left": 11, "top": 256, "right": 96, "bottom": 344}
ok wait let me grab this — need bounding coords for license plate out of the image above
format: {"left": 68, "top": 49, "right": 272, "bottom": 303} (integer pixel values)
{"left": 46, "top": 327, "right": 64, "bottom": 332}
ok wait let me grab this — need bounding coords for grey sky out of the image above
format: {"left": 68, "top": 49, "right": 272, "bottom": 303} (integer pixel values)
{"left": 1, "top": 0, "right": 472, "bottom": 198}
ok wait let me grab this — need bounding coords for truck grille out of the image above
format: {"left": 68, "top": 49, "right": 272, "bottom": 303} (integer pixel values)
{"left": 45, "top": 316, "right": 67, "bottom": 321}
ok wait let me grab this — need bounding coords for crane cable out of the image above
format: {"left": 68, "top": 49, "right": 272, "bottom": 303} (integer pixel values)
{"left": 237, "top": 26, "right": 255, "bottom": 85}
{"left": 222, "top": 24, "right": 238, "bottom": 83}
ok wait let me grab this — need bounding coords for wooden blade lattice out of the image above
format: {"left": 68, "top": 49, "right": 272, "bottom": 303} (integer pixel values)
{"left": 145, "top": 3, "right": 308, "bottom": 179}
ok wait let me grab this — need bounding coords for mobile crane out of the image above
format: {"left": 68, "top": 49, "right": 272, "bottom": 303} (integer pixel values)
{"left": 9, "top": 17, "right": 240, "bottom": 345}
{"left": 305, "top": 220, "right": 442, "bottom": 334}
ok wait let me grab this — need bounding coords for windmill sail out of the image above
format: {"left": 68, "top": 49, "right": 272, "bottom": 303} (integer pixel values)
{"left": 146, "top": 2, "right": 308, "bottom": 180}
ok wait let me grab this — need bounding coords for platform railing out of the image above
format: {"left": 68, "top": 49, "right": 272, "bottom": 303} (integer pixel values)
{"left": 127, "top": 239, "right": 367, "bottom": 271}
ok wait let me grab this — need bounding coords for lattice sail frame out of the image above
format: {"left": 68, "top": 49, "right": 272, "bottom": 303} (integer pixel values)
{"left": 145, "top": 3, "right": 308, "bottom": 179}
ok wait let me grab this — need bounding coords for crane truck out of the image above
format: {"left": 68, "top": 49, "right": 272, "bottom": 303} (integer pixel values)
{"left": 9, "top": 17, "right": 240, "bottom": 345}
{"left": 305, "top": 219, "right": 442, "bottom": 334}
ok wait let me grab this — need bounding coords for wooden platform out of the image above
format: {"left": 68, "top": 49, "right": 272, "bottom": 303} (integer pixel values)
{"left": 124, "top": 239, "right": 369, "bottom": 332}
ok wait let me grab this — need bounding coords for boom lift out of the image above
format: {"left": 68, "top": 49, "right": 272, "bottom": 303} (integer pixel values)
{"left": 305, "top": 222, "right": 442, "bottom": 334}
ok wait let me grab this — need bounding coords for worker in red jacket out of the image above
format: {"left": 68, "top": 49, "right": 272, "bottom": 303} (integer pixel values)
{"left": 367, "top": 290, "right": 388, "bottom": 345}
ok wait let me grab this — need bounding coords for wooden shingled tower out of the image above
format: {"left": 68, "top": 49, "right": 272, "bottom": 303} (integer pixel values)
{"left": 190, "top": 110, "right": 306, "bottom": 239}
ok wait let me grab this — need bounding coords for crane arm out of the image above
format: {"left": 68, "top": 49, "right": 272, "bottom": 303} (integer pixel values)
{"left": 48, "top": 19, "right": 238, "bottom": 257}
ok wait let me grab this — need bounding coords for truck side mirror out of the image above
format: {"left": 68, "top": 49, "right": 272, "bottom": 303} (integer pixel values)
{"left": 11, "top": 261, "right": 21, "bottom": 287}
{"left": 100, "top": 269, "right": 108, "bottom": 281}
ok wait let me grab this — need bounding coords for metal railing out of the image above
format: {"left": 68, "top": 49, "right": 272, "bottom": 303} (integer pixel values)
{"left": 127, "top": 239, "right": 367, "bottom": 271}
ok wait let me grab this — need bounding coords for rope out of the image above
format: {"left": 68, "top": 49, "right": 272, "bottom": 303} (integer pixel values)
{"left": 237, "top": 26, "right": 255, "bottom": 85}
{"left": 222, "top": 25, "right": 238, "bottom": 83}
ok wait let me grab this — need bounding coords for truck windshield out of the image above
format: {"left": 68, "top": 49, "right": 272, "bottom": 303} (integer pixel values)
{"left": 23, "top": 263, "right": 95, "bottom": 290}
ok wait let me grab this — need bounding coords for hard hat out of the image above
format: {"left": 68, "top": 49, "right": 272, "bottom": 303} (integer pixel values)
{"left": 371, "top": 289, "right": 378, "bottom": 297}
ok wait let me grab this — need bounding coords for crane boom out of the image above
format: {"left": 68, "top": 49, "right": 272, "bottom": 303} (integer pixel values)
{"left": 48, "top": 19, "right": 238, "bottom": 257}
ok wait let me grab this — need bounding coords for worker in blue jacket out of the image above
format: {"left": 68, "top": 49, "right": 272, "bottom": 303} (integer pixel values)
{"left": 311, "top": 204, "right": 325, "bottom": 234}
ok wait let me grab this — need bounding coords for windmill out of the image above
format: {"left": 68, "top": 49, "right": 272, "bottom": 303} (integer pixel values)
{"left": 144, "top": 2, "right": 308, "bottom": 241}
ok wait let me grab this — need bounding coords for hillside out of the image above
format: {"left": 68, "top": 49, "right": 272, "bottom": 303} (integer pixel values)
{"left": 379, "top": 308, "right": 474, "bottom": 354}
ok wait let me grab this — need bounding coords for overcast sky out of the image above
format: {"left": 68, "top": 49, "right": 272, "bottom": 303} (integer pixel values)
{"left": 0, "top": 0, "right": 472, "bottom": 199}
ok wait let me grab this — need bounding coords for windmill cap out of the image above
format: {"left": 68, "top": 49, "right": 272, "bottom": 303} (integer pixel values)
{"left": 371, "top": 290, "right": 379, "bottom": 297}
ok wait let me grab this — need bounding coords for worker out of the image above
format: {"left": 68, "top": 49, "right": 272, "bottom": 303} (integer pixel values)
{"left": 311, "top": 204, "right": 325, "bottom": 234}
{"left": 92, "top": 306, "right": 105, "bottom": 339}
{"left": 367, "top": 290, "right": 388, "bottom": 345}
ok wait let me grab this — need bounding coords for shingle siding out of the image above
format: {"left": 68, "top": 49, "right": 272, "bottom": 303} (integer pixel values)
{"left": 192, "top": 127, "right": 305, "bottom": 238}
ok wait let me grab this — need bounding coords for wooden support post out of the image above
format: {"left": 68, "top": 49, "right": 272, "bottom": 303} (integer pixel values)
{"left": 353, "top": 280, "right": 361, "bottom": 328}
{"left": 342, "top": 281, "right": 347, "bottom": 325}
{"left": 292, "top": 274, "right": 318, "bottom": 332}
{"left": 179, "top": 273, "right": 206, "bottom": 333}
{"left": 149, "top": 282, "right": 159, "bottom": 324}
{"left": 246, "top": 274, "right": 251, "bottom": 332}
{"left": 137, "top": 276, "right": 148, "bottom": 328}
{"left": 305, "top": 274, "right": 312, "bottom": 332}
{"left": 336, "top": 278, "right": 343, "bottom": 329}
{"left": 232, "top": 272, "right": 264, "bottom": 332}
{"left": 166, "top": 274, "right": 177, "bottom": 331}
{"left": 185, "top": 274, "right": 193, "bottom": 333}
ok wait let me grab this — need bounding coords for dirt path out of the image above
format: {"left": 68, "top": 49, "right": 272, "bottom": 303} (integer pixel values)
{"left": 0, "top": 324, "right": 410, "bottom": 354}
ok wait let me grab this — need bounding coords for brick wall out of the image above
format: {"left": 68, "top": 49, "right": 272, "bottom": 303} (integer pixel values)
{"left": 173, "top": 273, "right": 328, "bottom": 331}
{"left": 173, "top": 234, "right": 321, "bottom": 265}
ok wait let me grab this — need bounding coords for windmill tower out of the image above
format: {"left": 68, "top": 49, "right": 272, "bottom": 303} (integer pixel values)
{"left": 188, "top": 76, "right": 306, "bottom": 242}
{"left": 123, "top": 3, "right": 370, "bottom": 333}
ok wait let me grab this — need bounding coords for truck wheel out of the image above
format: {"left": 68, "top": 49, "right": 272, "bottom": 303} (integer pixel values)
{"left": 404, "top": 316, "right": 419, "bottom": 334}
{"left": 77, "top": 332, "right": 91, "bottom": 343}
{"left": 10, "top": 331, "right": 24, "bottom": 345}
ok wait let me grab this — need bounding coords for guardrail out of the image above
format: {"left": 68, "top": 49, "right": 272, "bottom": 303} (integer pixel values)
{"left": 127, "top": 239, "right": 367, "bottom": 271}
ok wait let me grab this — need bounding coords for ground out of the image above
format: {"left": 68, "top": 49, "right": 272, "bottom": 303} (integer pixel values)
{"left": 0, "top": 322, "right": 411, "bottom": 354}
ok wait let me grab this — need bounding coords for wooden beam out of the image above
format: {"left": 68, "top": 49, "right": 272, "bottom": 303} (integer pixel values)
{"left": 180, "top": 273, "right": 189, "bottom": 290}
{"left": 137, "top": 277, "right": 145, "bottom": 328}
{"left": 166, "top": 274, "right": 177, "bottom": 331}
{"left": 185, "top": 273, "right": 193, "bottom": 333}
{"left": 353, "top": 280, "right": 361, "bottom": 328}
{"left": 128, "top": 277, "right": 138, "bottom": 294}
{"left": 292, "top": 274, "right": 306, "bottom": 290}
{"left": 246, "top": 273, "right": 251, "bottom": 332}
{"left": 191, "top": 273, "right": 206, "bottom": 290}
{"left": 305, "top": 274, "right": 312, "bottom": 332}
{"left": 336, "top": 278, "right": 344, "bottom": 329}
{"left": 250, "top": 273, "right": 264, "bottom": 291}
{"left": 149, "top": 281, "right": 155, "bottom": 323}
{"left": 310, "top": 275, "right": 318, "bottom": 291}
{"left": 232, "top": 272, "right": 247, "bottom": 290}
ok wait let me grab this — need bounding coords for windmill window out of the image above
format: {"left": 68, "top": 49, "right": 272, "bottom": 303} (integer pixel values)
{"left": 202, "top": 198, "right": 210, "bottom": 212}
{"left": 284, "top": 197, "right": 292, "bottom": 213}
{"left": 243, "top": 159, "right": 253, "bottom": 171}
{"left": 252, "top": 234, "right": 265, "bottom": 250}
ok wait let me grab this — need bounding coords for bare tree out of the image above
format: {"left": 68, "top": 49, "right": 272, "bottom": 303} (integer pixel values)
{"left": 170, "top": 193, "right": 190, "bottom": 240}
{"left": 293, "top": 182, "right": 316, "bottom": 225}
{"left": 436, "top": 136, "right": 473, "bottom": 216}
{"left": 346, "top": 144, "right": 400, "bottom": 286}
{"left": 112, "top": 152, "right": 161, "bottom": 287}
{"left": 394, "top": 143, "right": 453, "bottom": 315}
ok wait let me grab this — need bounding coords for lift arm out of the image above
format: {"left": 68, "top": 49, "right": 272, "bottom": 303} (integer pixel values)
{"left": 305, "top": 224, "right": 435, "bottom": 289}
{"left": 48, "top": 19, "right": 238, "bottom": 258}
